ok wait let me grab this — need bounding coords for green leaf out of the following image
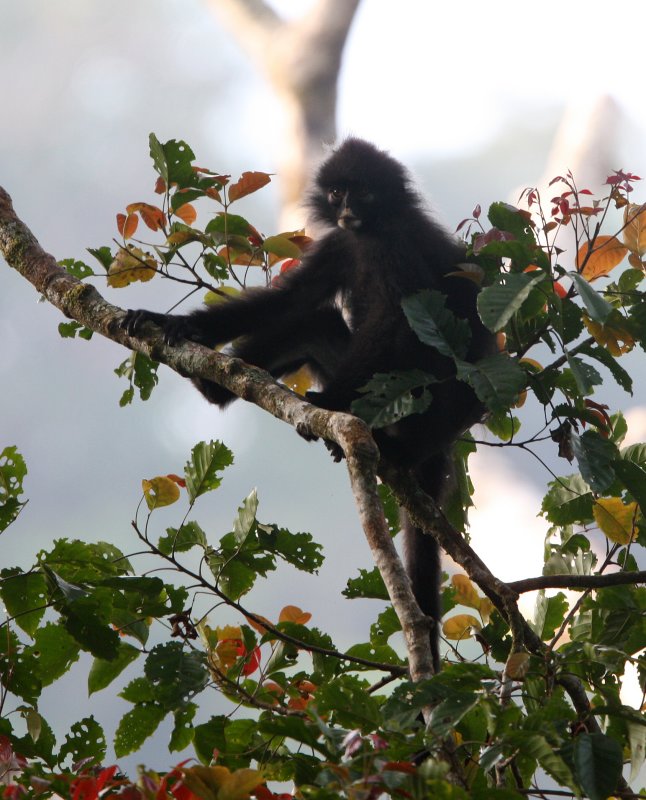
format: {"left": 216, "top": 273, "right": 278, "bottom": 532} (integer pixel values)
{"left": 33, "top": 623, "right": 80, "bottom": 686}
{"left": 351, "top": 369, "right": 435, "bottom": 428}
{"left": 627, "top": 721, "right": 646, "bottom": 782}
{"left": 0, "top": 629, "right": 41, "bottom": 703}
{"left": 541, "top": 474, "right": 594, "bottom": 525}
{"left": 477, "top": 272, "right": 544, "bottom": 331}
{"left": 59, "top": 257, "right": 95, "bottom": 279}
{"left": 0, "top": 569, "right": 47, "bottom": 636}
{"left": 581, "top": 343, "right": 633, "bottom": 394}
{"left": 120, "top": 676, "right": 155, "bottom": 704}
{"left": 114, "top": 703, "right": 166, "bottom": 757}
{"left": 114, "top": 352, "right": 159, "bottom": 404}
{"left": 456, "top": 353, "right": 526, "bottom": 413}
{"left": 314, "top": 675, "right": 383, "bottom": 730}
{"left": 233, "top": 489, "right": 258, "bottom": 546}
{"left": 566, "top": 354, "right": 602, "bottom": 395}
{"left": 402, "top": 290, "right": 471, "bottom": 359}
{"left": 569, "top": 272, "right": 614, "bottom": 323}
{"left": 184, "top": 440, "right": 234, "bottom": 501}
{"left": 193, "top": 716, "right": 259, "bottom": 768}
{"left": 144, "top": 642, "right": 209, "bottom": 708}
{"left": 88, "top": 642, "right": 140, "bottom": 695}
{"left": 58, "top": 717, "right": 106, "bottom": 767}
{"left": 158, "top": 521, "right": 208, "bottom": 555}
{"left": 263, "top": 235, "right": 301, "bottom": 259}
{"left": 573, "top": 733, "right": 623, "bottom": 800}
{"left": 0, "top": 446, "right": 28, "bottom": 533}
{"left": 58, "top": 320, "right": 94, "bottom": 340}
{"left": 258, "top": 715, "right": 330, "bottom": 756}
{"left": 343, "top": 567, "right": 388, "bottom": 600}
{"left": 487, "top": 202, "right": 536, "bottom": 241}
{"left": 428, "top": 692, "right": 480, "bottom": 738}
{"left": 169, "top": 703, "right": 197, "bottom": 752}
{"left": 208, "top": 552, "right": 258, "bottom": 599}
{"left": 206, "top": 213, "right": 254, "bottom": 237}
{"left": 613, "top": 458, "right": 646, "bottom": 517}
{"left": 40, "top": 539, "right": 133, "bottom": 582}
{"left": 87, "top": 246, "right": 113, "bottom": 271}
{"left": 571, "top": 431, "right": 619, "bottom": 494}
{"left": 532, "top": 592, "right": 568, "bottom": 640}
{"left": 55, "top": 592, "right": 120, "bottom": 661}
{"left": 256, "top": 524, "right": 324, "bottom": 572}
{"left": 370, "top": 605, "right": 402, "bottom": 644}
{"left": 485, "top": 410, "right": 521, "bottom": 441}
{"left": 149, "top": 133, "right": 196, "bottom": 187}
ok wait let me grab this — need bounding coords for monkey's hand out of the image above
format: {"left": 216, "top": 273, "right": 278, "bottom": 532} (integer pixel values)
{"left": 122, "top": 310, "right": 201, "bottom": 347}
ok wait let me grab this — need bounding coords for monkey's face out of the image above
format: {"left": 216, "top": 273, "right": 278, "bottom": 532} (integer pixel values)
{"left": 327, "top": 185, "right": 375, "bottom": 231}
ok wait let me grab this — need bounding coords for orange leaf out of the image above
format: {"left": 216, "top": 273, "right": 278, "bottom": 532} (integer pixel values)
{"left": 228, "top": 171, "right": 271, "bottom": 203}
{"left": 154, "top": 176, "right": 166, "bottom": 194}
{"left": 245, "top": 614, "right": 273, "bottom": 636}
{"left": 279, "top": 605, "right": 311, "bottom": 625}
{"left": 127, "top": 202, "right": 165, "bottom": 232}
{"left": 174, "top": 203, "right": 197, "bottom": 225}
{"left": 123, "top": 212, "right": 138, "bottom": 240}
{"left": 576, "top": 235, "right": 628, "bottom": 280}
{"left": 116, "top": 213, "right": 126, "bottom": 236}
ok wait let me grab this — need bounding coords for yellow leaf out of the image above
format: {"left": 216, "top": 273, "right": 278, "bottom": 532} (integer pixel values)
{"left": 593, "top": 497, "right": 638, "bottom": 544}
{"left": 282, "top": 365, "right": 314, "bottom": 396}
{"left": 141, "top": 476, "right": 180, "bottom": 510}
{"left": 203, "top": 286, "right": 241, "bottom": 305}
{"left": 519, "top": 357, "right": 543, "bottom": 372}
{"left": 107, "top": 246, "right": 157, "bottom": 288}
{"left": 478, "top": 598, "right": 494, "bottom": 624}
{"left": 451, "top": 574, "right": 480, "bottom": 610}
{"left": 279, "top": 605, "right": 312, "bottom": 625}
{"left": 583, "top": 314, "right": 635, "bottom": 356}
{"left": 576, "top": 235, "right": 628, "bottom": 281}
{"left": 442, "top": 613, "right": 481, "bottom": 640}
{"left": 505, "top": 651, "right": 530, "bottom": 680}
{"left": 623, "top": 203, "right": 646, "bottom": 256}
{"left": 218, "top": 768, "right": 264, "bottom": 800}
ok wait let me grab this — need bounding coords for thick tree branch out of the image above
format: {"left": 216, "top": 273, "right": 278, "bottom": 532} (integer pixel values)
{"left": 0, "top": 185, "right": 433, "bottom": 683}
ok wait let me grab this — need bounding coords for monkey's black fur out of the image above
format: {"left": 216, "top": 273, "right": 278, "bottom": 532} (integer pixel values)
{"left": 124, "top": 139, "right": 495, "bottom": 671}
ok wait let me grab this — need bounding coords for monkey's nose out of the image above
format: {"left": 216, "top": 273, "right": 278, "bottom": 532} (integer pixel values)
{"left": 338, "top": 209, "right": 361, "bottom": 230}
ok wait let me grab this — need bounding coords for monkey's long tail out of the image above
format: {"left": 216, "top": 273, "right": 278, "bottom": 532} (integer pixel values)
{"left": 403, "top": 521, "right": 441, "bottom": 673}
{"left": 401, "top": 451, "right": 452, "bottom": 673}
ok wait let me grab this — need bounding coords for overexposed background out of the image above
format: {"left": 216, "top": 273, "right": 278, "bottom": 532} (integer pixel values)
{"left": 2, "top": 0, "right": 646, "bottom": 774}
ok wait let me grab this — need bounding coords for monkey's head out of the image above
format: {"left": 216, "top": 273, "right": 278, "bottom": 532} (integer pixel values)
{"left": 310, "top": 138, "right": 417, "bottom": 232}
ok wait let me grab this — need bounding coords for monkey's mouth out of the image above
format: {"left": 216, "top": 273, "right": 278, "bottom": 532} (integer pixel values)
{"left": 338, "top": 214, "right": 361, "bottom": 230}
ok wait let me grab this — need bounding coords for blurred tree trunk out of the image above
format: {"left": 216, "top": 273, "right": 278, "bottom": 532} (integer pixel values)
{"left": 207, "top": 0, "right": 361, "bottom": 227}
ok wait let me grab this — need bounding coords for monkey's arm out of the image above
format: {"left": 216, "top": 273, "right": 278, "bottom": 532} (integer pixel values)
{"left": 123, "top": 233, "right": 350, "bottom": 347}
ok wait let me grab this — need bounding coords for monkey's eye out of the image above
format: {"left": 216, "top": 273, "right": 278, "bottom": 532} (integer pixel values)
{"left": 328, "top": 187, "right": 344, "bottom": 204}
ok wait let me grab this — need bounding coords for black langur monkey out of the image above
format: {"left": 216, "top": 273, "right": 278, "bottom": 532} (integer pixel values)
{"left": 123, "top": 139, "right": 495, "bottom": 671}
